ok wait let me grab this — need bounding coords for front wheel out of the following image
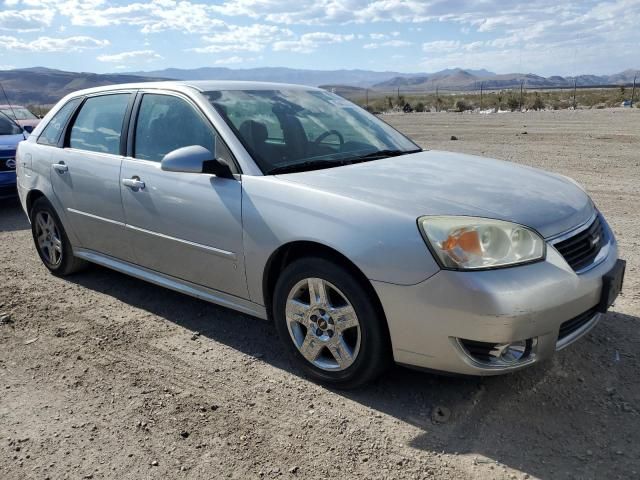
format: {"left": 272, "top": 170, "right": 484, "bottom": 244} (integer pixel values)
{"left": 273, "top": 257, "right": 391, "bottom": 388}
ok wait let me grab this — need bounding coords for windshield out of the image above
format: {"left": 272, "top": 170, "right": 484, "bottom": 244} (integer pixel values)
{"left": 0, "top": 112, "right": 22, "bottom": 135}
{"left": 204, "top": 89, "right": 420, "bottom": 174}
{"left": 0, "top": 107, "right": 37, "bottom": 121}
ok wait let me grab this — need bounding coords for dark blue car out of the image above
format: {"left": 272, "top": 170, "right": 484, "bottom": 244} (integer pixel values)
{"left": 0, "top": 111, "right": 26, "bottom": 200}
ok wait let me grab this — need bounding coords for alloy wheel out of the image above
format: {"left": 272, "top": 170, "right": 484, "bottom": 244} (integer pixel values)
{"left": 285, "top": 277, "right": 361, "bottom": 371}
{"left": 34, "top": 211, "right": 63, "bottom": 267}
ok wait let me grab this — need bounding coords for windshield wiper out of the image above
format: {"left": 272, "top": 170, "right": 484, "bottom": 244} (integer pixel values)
{"left": 268, "top": 159, "right": 347, "bottom": 175}
{"left": 267, "top": 148, "right": 423, "bottom": 175}
{"left": 345, "top": 148, "right": 422, "bottom": 163}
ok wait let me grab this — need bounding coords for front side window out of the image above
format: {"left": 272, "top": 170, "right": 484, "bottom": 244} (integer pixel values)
{"left": 69, "top": 94, "right": 130, "bottom": 155}
{"left": 134, "top": 94, "right": 217, "bottom": 162}
{"left": 38, "top": 98, "right": 81, "bottom": 146}
{"left": 204, "top": 89, "right": 420, "bottom": 174}
{"left": 0, "top": 112, "right": 22, "bottom": 135}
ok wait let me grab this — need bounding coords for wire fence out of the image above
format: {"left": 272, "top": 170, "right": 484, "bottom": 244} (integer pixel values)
{"left": 329, "top": 77, "right": 638, "bottom": 112}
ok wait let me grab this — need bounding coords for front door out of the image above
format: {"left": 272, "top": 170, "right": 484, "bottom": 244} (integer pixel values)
{"left": 49, "top": 92, "right": 135, "bottom": 261}
{"left": 120, "top": 92, "right": 246, "bottom": 298}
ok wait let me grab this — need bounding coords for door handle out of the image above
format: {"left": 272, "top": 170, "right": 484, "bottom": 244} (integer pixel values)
{"left": 52, "top": 162, "right": 68, "bottom": 173}
{"left": 122, "top": 177, "right": 145, "bottom": 190}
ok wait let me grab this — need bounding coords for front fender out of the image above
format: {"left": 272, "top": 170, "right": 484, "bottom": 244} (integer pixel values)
{"left": 241, "top": 175, "right": 440, "bottom": 305}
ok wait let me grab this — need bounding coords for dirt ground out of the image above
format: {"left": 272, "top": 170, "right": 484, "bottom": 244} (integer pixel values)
{"left": 1, "top": 109, "right": 638, "bottom": 480}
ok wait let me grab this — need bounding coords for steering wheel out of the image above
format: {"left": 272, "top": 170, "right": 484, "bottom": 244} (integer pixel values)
{"left": 313, "top": 130, "right": 344, "bottom": 147}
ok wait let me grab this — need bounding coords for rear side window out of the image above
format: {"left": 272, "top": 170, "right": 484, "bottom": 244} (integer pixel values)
{"left": 38, "top": 98, "right": 81, "bottom": 146}
{"left": 134, "top": 94, "right": 216, "bottom": 162}
{"left": 69, "top": 94, "right": 130, "bottom": 155}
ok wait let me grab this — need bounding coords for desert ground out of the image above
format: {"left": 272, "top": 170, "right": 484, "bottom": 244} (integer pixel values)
{"left": 1, "top": 109, "right": 638, "bottom": 480}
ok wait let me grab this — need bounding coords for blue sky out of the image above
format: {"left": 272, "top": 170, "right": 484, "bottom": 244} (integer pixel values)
{"left": 0, "top": 0, "right": 638, "bottom": 75}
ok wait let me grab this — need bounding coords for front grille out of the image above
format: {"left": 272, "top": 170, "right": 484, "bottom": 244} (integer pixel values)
{"left": 553, "top": 215, "right": 605, "bottom": 271}
{"left": 558, "top": 308, "right": 597, "bottom": 340}
{"left": 0, "top": 150, "right": 16, "bottom": 171}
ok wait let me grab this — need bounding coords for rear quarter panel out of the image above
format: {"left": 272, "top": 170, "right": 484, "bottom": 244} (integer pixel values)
{"left": 16, "top": 138, "right": 81, "bottom": 244}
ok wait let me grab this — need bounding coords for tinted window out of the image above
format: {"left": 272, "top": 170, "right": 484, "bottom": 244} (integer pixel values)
{"left": 38, "top": 98, "right": 81, "bottom": 146}
{"left": 0, "top": 112, "right": 22, "bottom": 135}
{"left": 1, "top": 107, "right": 37, "bottom": 120}
{"left": 69, "top": 94, "right": 130, "bottom": 155}
{"left": 134, "top": 94, "right": 216, "bottom": 162}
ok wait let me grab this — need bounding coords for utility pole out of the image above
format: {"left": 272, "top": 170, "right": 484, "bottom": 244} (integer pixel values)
{"left": 519, "top": 81, "right": 524, "bottom": 112}
{"left": 631, "top": 75, "right": 637, "bottom": 108}
{"left": 480, "top": 82, "right": 484, "bottom": 111}
{"left": 365, "top": 89, "right": 369, "bottom": 110}
{"left": 435, "top": 86, "right": 439, "bottom": 112}
{"left": 572, "top": 78, "right": 577, "bottom": 109}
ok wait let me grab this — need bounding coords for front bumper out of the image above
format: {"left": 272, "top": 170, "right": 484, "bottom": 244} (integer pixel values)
{"left": 0, "top": 171, "right": 17, "bottom": 199}
{"left": 373, "top": 217, "right": 619, "bottom": 375}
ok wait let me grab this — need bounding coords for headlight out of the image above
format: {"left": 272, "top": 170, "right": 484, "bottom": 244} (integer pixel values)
{"left": 418, "top": 216, "right": 545, "bottom": 270}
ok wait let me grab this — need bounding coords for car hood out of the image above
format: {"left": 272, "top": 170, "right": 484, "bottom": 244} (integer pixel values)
{"left": 276, "top": 150, "right": 594, "bottom": 238}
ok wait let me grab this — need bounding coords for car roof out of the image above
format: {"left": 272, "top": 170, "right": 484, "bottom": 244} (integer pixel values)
{"left": 65, "top": 80, "right": 323, "bottom": 98}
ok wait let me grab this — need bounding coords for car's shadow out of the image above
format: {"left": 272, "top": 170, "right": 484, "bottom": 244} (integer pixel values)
{"left": 62, "top": 262, "right": 639, "bottom": 480}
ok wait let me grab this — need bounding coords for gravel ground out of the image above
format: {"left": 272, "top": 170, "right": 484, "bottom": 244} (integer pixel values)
{"left": 1, "top": 109, "right": 639, "bottom": 480}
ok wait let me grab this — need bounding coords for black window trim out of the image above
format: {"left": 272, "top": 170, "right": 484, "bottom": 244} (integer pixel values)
{"left": 127, "top": 89, "right": 242, "bottom": 174}
{"left": 62, "top": 90, "right": 137, "bottom": 156}
{"left": 36, "top": 96, "right": 83, "bottom": 148}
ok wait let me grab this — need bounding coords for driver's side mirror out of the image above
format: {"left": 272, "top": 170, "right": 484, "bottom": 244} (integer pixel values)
{"left": 161, "top": 145, "right": 234, "bottom": 179}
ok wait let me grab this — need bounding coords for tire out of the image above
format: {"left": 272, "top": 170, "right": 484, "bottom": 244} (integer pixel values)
{"left": 273, "top": 257, "right": 391, "bottom": 388}
{"left": 30, "top": 197, "right": 87, "bottom": 276}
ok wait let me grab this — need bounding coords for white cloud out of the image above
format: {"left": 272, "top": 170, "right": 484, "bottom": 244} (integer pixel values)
{"left": 0, "top": 35, "right": 109, "bottom": 52}
{"left": 273, "top": 32, "right": 355, "bottom": 53}
{"left": 97, "top": 49, "right": 162, "bottom": 63}
{"left": 0, "top": 9, "right": 55, "bottom": 32}
{"left": 214, "top": 56, "right": 244, "bottom": 65}
{"left": 363, "top": 39, "right": 412, "bottom": 49}
{"left": 193, "top": 24, "right": 293, "bottom": 53}
{"left": 422, "top": 40, "right": 461, "bottom": 53}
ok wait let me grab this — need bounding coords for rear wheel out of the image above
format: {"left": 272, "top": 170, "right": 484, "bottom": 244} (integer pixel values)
{"left": 30, "top": 197, "right": 87, "bottom": 276}
{"left": 273, "top": 257, "right": 390, "bottom": 388}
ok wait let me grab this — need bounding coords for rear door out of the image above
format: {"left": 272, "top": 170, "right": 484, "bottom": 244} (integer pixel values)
{"left": 120, "top": 91, "right": 246, "bottom": 297}
{"left": 49, "top": 92, "right": 135, "bottom": 261}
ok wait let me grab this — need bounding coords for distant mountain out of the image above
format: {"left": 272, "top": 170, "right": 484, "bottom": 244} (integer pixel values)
{"left": 0, "top": 67, "right": 165, "bottom": 105}
{"left": 372, "top": 68, "right": 639, "bottom": 91}
{"left": 127, "top": 66, "right": 427, "bottom": 88}
{"left": 0, "top": 65, "right": 637, "bottom": 106}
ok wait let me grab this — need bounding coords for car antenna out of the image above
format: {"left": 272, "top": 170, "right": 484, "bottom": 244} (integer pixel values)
{"left": 0, "top": 80, "right": 19, "bottom": 123}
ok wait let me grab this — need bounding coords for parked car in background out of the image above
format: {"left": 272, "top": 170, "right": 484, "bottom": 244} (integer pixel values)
{"left": 16, "top": 81, "right": 625, "bottom": 388}
{"left": 0, "top": 111, "right": 25, "bottom": 199}
{"left": 0, "top": 104, "right": 40, "bottom": 132}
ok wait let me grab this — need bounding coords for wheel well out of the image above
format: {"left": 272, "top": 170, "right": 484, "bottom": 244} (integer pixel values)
{"left": 263, "top": 241, "right": 389, "bottom": 329}
{"left": 26, "top": 190, "right": 45, "bottom": 219}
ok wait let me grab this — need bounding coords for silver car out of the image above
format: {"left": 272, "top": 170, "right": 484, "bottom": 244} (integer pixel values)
{"left": 16, "top": 81, "right": 625, "bottom": 387}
